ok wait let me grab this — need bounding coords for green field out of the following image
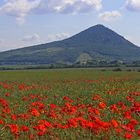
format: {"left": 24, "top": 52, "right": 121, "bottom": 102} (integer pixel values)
{"left": 0, "top": 69, "right": 140, "bottom": 139}
{"left": 0, "top": 68, "right": 140, "bottom": 82}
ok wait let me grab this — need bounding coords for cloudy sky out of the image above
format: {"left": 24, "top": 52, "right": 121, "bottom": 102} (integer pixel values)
{"left": 0, "top": 0, "right": 140, "bottom": 51}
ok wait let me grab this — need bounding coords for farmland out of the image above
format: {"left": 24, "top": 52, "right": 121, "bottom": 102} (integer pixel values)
{"left": 0, "top": 69, "right": 140, "bottom": 139}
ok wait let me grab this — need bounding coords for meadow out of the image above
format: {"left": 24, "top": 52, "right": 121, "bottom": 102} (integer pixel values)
{"left": 0, "top": 69, "right": 140, "bottom": 139}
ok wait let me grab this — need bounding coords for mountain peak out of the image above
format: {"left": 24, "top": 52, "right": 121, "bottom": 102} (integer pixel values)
{"left": 78, "top": 24, "right": 111, "bottom": 35}
{"left": 88, "top": 24, "right": 108, "bottom": 30}
{"left": 93, "top": 24, "right": 106, "bottom": 28}
{"left": 65, "top": 24, "right": 120, "bottom": 43}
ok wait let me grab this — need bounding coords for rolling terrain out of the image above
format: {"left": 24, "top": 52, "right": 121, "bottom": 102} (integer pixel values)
{"left": 0, "top": 24, "right": 140, "bottom": 65}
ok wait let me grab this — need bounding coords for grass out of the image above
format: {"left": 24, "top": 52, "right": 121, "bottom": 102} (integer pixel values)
{"left": 0, "top": 69, "right": 140, "bottom": 139}
{"left": 0, "top": 68, "right": 140, "bottom": 82}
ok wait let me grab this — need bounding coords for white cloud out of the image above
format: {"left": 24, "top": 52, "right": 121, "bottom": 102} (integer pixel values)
{"left": 126, "top": 0, "right": 140, "bottom": 11}
{"left": 0, "top": 33, "right": 71, "bottom": 51}
{"left": 0, "top": 0, "right": 41, "bottom": 24}
{"left": 99, "top": 11, "right": 121, "bottom": 21}
{"left": 47, "top": 33, "right": 71, "bottom": 42}
{"left": 0, "top": 0, "right": 102, "bottom": 24}
{"left": 36, "top": 0, "right": 102, "bottom": 14}
{"left": 22, "top": 33, "right": 40, "bottom": 43}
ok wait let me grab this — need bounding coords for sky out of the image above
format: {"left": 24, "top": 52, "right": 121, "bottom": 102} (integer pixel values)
{"left": 0, "top": 0, "right": 140, "bottom": 52}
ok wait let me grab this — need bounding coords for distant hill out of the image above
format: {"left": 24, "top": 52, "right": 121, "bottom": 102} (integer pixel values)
{"left": 0, "top": 24, "right": 140, "bottom": 65}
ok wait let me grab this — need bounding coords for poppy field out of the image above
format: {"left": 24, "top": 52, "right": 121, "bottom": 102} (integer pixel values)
{"left": 0, "top": 69, "right": 140, "bottom": 140}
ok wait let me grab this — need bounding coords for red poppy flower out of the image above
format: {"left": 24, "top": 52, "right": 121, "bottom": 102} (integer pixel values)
{"left": 11, "top": 114, "right": 16, "bottom": 121}
{"left": 20, "top": 125, "right": 28, "bottom": 132}
{"left": 137, "top": 129, "right": 140, "bottom": 136}
{"left": 8, "top": 124, "right": 18, "bottom": 134}
{"left": 98, "top": 101, "right": 106, "bottom": 109}
{"left": 111, "top": 119, "right": 118, "bottom": 128}
{"left": 124, "top": 132, "right": 132, "bottom": 139}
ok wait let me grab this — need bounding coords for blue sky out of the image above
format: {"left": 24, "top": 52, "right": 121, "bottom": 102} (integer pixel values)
{"left": 0, "top": 0, "right": 140, "bottom": 51}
